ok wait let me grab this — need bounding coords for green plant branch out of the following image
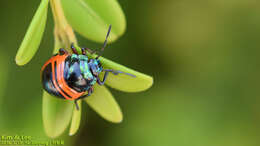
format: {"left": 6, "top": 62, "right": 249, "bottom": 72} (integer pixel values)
{"left": 50, "top": 0, "right": 77, "bottom": 51}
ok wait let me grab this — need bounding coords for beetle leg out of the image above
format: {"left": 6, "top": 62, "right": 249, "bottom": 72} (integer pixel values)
{"left": 71, "top": 43, "right": 78, "bottom": 54}
{"left": 59, "top": 48, "right": 67, "bottom": 55}
{"left": 88, "top": 86, "right": 94, "bottom": 96}
{"left": 78, "top": 95, "right": 87, "bottom": 100}
{"left": 82, "top": 48, "right": 96, "bottom": 55}
{"left": 74, "top": 89, "right": 91, "bottom": 110}
{"left": 97, "top": 71, "right": 109, "bottom": 85}
{"left": 76, "top": 87, "right": 93, "bottom": 101}
{"left": 97, "top": 70, "right": 121, "bottom": 85}
{"left": 74, "top": 99, "right": 79, "bottom": 110}
{"left": 81, "top": 48, "right": 86, "bottom": 55}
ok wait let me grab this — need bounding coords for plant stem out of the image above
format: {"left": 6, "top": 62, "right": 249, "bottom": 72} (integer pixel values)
{"left": 50, "top": 0, "right": 77, "bottom": 52}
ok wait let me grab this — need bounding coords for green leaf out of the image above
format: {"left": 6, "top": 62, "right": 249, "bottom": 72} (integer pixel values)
{"left": 84, "top": 85, "right": 122, "bottom": 123}
{"left": 99, "top": 57, "right": 154, "bottom": 92}
{"left": 69, "top": 100, "right": 82, "bottom": 136}
{"left": 61, "top": 0, "right": 126, "bottom": 43}
{"left": 15, "top": 0, "right": 49, "bottom": 66}
{"left": 42, "top": 91, "right": 74, "bottom": 138}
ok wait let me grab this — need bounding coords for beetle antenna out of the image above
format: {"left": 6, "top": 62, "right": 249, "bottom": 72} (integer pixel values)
{"left": 96, "top": 24, "right": 112, "bottom": 59}
{"left": 103, "top": 69, "right": 136, "bottom": 77}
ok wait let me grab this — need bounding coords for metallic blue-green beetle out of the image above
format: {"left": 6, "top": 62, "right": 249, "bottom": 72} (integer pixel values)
{"left": 41, "top": 25, "right": 135, "bottom": 110}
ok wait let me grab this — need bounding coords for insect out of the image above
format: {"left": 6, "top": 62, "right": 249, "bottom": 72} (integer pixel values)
{"left": 41, "top": 25, "right": 135, "bottom": 110}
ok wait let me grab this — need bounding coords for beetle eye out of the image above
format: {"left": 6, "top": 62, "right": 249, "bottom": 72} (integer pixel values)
{"left": 97, "top": 60, "right": 101, "bottom": 67}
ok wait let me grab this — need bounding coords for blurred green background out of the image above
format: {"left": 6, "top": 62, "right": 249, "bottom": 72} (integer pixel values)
{"left": 1, "top": 0, "right": 260, "bottom": 146}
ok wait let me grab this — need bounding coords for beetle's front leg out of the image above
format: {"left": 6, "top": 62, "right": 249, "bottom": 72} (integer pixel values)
{"left": 82, "top": 48, "right": 96, "bottom": 55}
{"left": 97, "top": 71, "right": 109, "bottom": 85}
{"left": 96, "top": 69, "right": 122, "bottom": 85}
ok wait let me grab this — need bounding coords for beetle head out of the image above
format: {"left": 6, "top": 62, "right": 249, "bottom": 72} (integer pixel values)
{"left": 89, "top": 59, "right": 102, "bottom": 76}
